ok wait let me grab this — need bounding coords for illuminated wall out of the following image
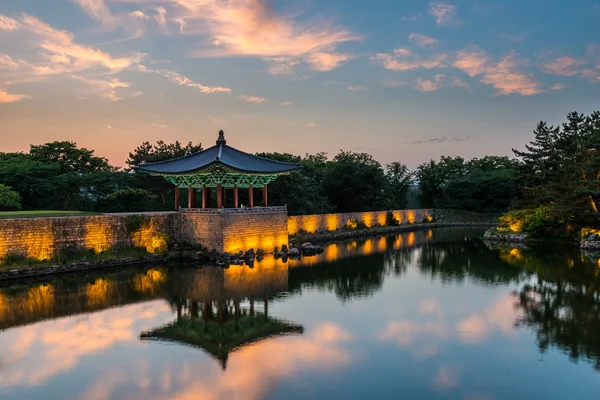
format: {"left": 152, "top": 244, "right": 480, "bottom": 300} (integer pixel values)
{"left": 0, "top": 214, "right": 178, "bottom": 262}
{"left": 222, "top": 210, "right": 289, "bottom": 254}
{"left": 287, "top": 209, "right": 435, "bottom": 235}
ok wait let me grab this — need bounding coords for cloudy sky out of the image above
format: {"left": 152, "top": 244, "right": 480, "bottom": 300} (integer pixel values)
{"left": 0, "top": 0, "right": 599, "bottom": 168}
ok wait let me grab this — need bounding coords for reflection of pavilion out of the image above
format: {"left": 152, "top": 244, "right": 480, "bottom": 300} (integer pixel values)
{"left": 141, "top": 264, "right": 303, "bottom": 369}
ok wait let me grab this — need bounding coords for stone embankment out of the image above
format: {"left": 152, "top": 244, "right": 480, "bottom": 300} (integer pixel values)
{"left": 210, "top": 242, "right": 324, "bottom": 267}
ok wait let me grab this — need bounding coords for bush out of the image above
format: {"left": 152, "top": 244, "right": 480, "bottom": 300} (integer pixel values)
{"left": 499, "top": 206, "right": 568, "bottom": 238}
{"left": 347, "top": 217, "right": 368, "bottom": 230}
{"left": 386, "top": 211, "right": 399, "bottom": 226}
{"left": 125, "top": 214, "right": 151, "bottom": 233}
{"left": 0, "top": 184, "right": 21, "bottom": 211}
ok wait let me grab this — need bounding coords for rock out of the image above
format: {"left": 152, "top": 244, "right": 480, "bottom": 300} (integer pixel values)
{"left": 301, "top": 242, "right": 313, "bottom": 249}
{"left": 281, "top": 244, "right": 288, "bottom": 252}
{"left": 256, "top": 248, "right": 264, "bottom": 256}
{"left": 257, "top": 254, "right": 264, "bottom": 261}
{"left": 273, "top": 246, "right": 279, "bottom": 254}
{"left": 278, "top": 252, "right": 288, "bottom": 258}
{"left": 289, "top": 247, "right": 300, "bottom": 256}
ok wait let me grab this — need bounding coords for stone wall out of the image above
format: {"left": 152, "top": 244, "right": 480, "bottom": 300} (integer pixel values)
{"left": 0, "top": 213, "right": 179, "bottom": 261}
{"left": 288, "top": 209, "right": 435, "bottom": 235}
{"left": 222, "top": 210, "right": 289, "bottom": 253}
{"left": 179, "top": 213, "right": 224, "bottom": 251}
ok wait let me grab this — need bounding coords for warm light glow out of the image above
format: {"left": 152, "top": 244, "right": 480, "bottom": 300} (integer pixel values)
{"left": 132, "top": 226, "right": 169, "bottom": 254}
{"left": 132, "top": 268, "right": 167, "bottom": 295}
{"left": 224, "top": 232, "right": 289, "bottom": 253}
{"left": 85, "top": 221, "right": 114, "bottom": 253}
{"left": 0, "top": 292, "right": 7, "bottom": 319}
{"left": 325, "top": 243, "right": 339, "bottom": 261}
{"left": 363, "top": 239, "right": 373, "bottom": 255}
{"left": 86, "top": 278, "right": 114, "bottom": 307}
{"left": 288, "top": 218, "right": 299, "bottom": 235}
{"left": 394, "top": 235, "right": 403, "bottom": 249}
{"left": 377, "top": 237, "right": 386, "bottom": 252}
{"left": 22, "top": 231, "right": 54, "bottom": 261}
{"left": 361, "top": 213, "right": 373, "bottom": 228}
{"left": 302, "top": 216, "right": 319, "bottom": 233}
{"left": 346, "top": 219, "right": 358, "bottom": 230}
{"left": 425, "top": 215, "right": 433, "bottom": 222}
{"left": 377, "top": 212, "right": 386, "bottom": 227}
{"left": 393, "top": 211, "right": 403, "bottom": 224}
{"left": 224, "top": 262, "right": 288, "bottom": 296}
{"left": 25, "top": 284, "right": 55, "bottom": 313}
{"left": 326, "top": 214, "right": 339, "bottom": 231}
{"left": 509, "top": 222, "right": 523, "bottom": 233}
{"left": 407, "top": 211, "right": 416, "bottom": 224}
{"left": 427, "top": 230, "right": 433, "bottom": 240}
{"left": 407, "top": 232, "right": 415, "bottom": 247}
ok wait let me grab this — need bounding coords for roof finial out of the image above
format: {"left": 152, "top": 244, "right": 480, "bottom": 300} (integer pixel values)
{"left": 216, "top": 129, "right": 226, "bottom": 146}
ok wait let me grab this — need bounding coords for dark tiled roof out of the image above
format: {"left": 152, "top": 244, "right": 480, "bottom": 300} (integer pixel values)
{"left": 136, "top": 131, "right": 303, "bottom": 175}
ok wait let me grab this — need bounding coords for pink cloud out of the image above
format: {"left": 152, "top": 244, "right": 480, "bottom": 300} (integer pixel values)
{"left": 416, "top": 74, "right": 446, "bottom": 92}
{"left": 348, "top": 85, "right": 367, "bottom": 92}
{"left": 373, "top": 48, "right": 447, "bottom": 71}
{"left": 454, "top": 47, "right": 543, "bottom": 95}
{"left": 305, "top": 52, "right": 354, "bottom": 72}
{"left": 304, "top": 122, "right": 317, "bottom": 128}
{"left": 0, "top": 15, "right": 18, "bottom": 31}
{"left": 238, "top": 95, "right": 267, "bottom": 103}
{"left": 71, "top": 75, "right": 132, "bottom": 101}
{"left": 0, "top": 89, "right": 30, "bottom": 103}
{"left": 429, "top": 2, "right": 460, "bottom": 26}
{"left": 541, "top": 55, "right": 584, "bottom": 76}
{"left": 551, "top": 83, "right": 568, "bottom": 90}
{"left": 409, "top": 33, "right": 438, "bottom": 48}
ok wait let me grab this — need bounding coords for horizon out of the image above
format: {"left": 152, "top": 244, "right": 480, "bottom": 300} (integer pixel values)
{"left": 1, "top": 0, "right": 599, "bottom": 169}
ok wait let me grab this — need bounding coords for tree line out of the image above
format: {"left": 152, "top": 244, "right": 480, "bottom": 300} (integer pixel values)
{"left": 0, "top": 110, "right": 598, "bottom": 222}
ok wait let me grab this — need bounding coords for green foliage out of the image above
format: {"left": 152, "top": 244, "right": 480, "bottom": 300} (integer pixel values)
{"left": 125, "top": 214, "right": 151, "bottom": 233}
{"left": 30, "top": 141, "right": 113, "bottom": 174}
{"left": 385, "top": 162, "right": 413, "bottom": 209}
{"left": 127, "top": 140, "right": 203, "bottom": 210}
{"left": 386, "top": 211, "right": 400, "bottom": 226}
{"left": 322, "top": 151, "right": 388, "bottom": 212}
{"left": 499, "top": 206, "right": 568, "bottom": 239}
{"left": 417, "top": 155, "right": 519, "bottom": 212}
{"left": 0, "top": 184, "right": 21, "bottom": 210}
{"left": 99, "top": 188, "right": 159, "bottom": 213}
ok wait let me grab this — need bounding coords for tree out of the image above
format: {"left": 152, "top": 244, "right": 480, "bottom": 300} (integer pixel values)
{"left": 0, "top": 184, "right": 21, "bottom": 210}
{"left": 30, "top": 141, "right": 113, "bottom": 174}
{"left": 98, "top": 188, "right": 159, "bottom": 212}
{"left": 255, "top": 152, "right": 332, "bottom": 215}
{"left": 127, "top": 140, "right": 203, "bottom": 209}
{"left": 384, "top": 162, "right": 413, "bottom": 209}
{"left": 322, "top": 151, "right": 388, "bottom": 212}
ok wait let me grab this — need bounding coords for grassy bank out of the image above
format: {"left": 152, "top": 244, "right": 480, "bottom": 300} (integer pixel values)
{"left": 0, "top": 210, "right": 101, "bottom": 219}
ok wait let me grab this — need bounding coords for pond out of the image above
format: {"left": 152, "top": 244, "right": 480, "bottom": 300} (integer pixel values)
{"left": 0, "top": 228, "right": 599, "bottom": 399}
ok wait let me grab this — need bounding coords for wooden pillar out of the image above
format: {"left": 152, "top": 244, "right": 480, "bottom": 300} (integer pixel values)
{"left": 201, "top": 185, "right": 207, "bottom": 208}
{"left": 233, "top": 185, "right": 239, "bottom": 208}
{"left": 217, "top": 183, "right": 223, "bottom": 208}
{"left": 222, "top": 186, "right": 226, "bottom": 206}
{"left": 248, "top": 185, "right": 254, "bottom": 207}
{"left": 263, "top": 184, "right": 268, "bottom": 207}
{"left": 174, "top": 186, "right": 180, "bottom": 211}
{"left": 187, "top": 186, "right": 194, "bottom": 208}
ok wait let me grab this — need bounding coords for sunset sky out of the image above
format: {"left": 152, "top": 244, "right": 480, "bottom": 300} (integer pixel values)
{"left": 1, "top": 0, "right": 599, "bottom": 168}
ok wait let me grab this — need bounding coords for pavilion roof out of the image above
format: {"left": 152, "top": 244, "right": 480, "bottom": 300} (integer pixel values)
{"left": 140, "top": 313, "right": 303, "bottom": 369}
{"left": 136, "top": 130, "right": 303, "bottom": 175}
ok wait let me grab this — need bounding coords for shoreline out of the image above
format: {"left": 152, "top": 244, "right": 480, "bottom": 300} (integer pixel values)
{"left": 0, "top": 222, "right": 496, "bottom": 283}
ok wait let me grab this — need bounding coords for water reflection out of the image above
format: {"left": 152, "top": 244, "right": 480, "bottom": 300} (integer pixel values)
{"left": 0, "top": 229, "right": 599, "bottom": 399}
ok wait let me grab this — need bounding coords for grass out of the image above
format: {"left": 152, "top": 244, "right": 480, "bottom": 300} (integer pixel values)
{"left": 0, "top": 210, "right": 100, "bottom": 219}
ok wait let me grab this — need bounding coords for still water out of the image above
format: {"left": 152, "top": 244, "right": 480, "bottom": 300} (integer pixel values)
{"left": 1, "top": 228, "right": 599, "bottom": 399}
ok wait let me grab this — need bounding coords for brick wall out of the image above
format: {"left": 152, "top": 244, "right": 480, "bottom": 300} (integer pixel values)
{"left": 179, "top": 213, "right": 224, "bottom": 251}
{"left": 0, "top": 213, "right": 178, "bottom": 261}
{"left": 222, "top": 210, "right": 289, "bottom": 253}
{"left": 288, "top": 209, "right": 435, "bottom": 235}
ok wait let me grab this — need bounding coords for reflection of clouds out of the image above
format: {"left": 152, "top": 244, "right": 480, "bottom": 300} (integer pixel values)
{"left": 418, "top": 298, "right": 442, "bottom": 317}
{"left": 433, "top": 366, "right": 459, "bottom": 389}
{"left": 79, "top": 322, "right": 353, "bottom": 400}
{"left": 378, "top": 320, "right": 448, "bottom": 346}
{"left": 456, "top": 294, "right": 519, "bottom": 344}
{"left": 0, "top": 300, "right": 172, "bottom": 388}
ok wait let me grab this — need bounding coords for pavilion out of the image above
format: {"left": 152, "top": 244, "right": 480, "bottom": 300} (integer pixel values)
{"left": 136, "top": 130, "right": 303, "bottom": 210}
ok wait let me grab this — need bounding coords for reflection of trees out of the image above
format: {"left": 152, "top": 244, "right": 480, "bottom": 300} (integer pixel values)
{"left": 512, "top": 248, "right": 600, "bottom": 371}
{"left": 288, "top": 253, "right": 387, "bottom": 302}
{"left": 415, "top": 236, "right": 525, "bottom": 285}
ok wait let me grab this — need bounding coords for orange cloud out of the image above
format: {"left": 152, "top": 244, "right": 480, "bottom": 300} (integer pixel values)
{"left": 305, "top": 52, "right": 354, "bottom": 71}
{"left": 0, "top": 89, "right": 30, "bottom": 103}
{"left": 238, "top": 94, "right": 267, "bottom": 103}
{"left": 71, "top": 75, "right": 132, "bottom": 101}
{"left": 454, "top": 47, "right": 543, "bottom": 95}
{"left": 0, "top": 15, "right": 18, "bottom": 31}
{"left": 455, "top": 293, "right": 519, "bottom": 343}
{"left": 373, "top": 48, "right": 448, "bottom": 71}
